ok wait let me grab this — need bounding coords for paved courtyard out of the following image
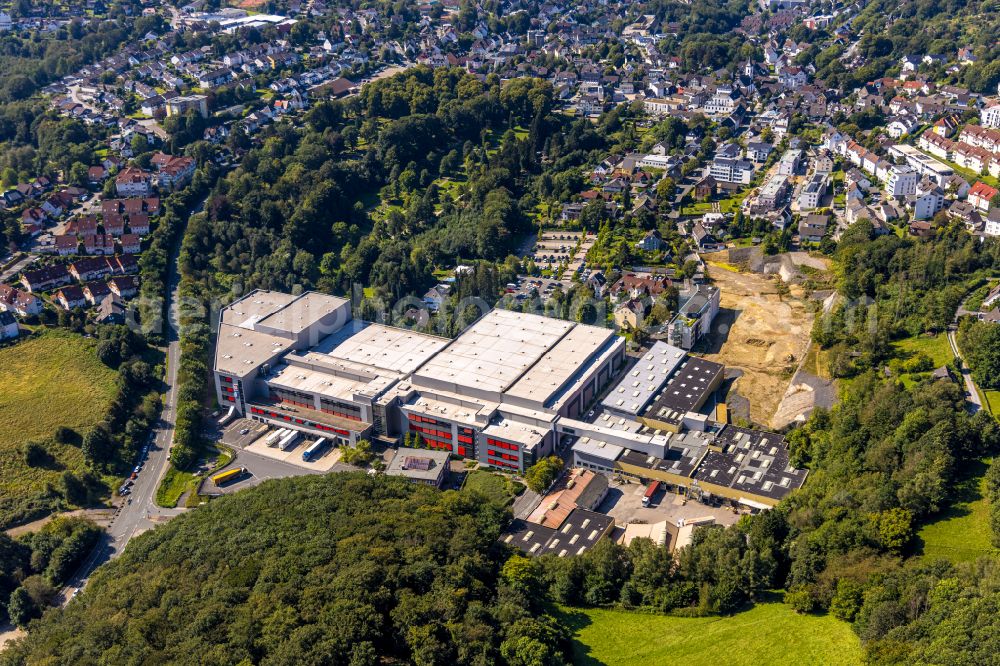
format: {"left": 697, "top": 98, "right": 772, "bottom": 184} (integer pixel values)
{"left": 598, "top": 478, "right": 742, "bottom": 528}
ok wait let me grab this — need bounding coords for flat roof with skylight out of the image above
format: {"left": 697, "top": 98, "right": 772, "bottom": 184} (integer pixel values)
{"left": 644, "top": 355, "right": 724, "bottom": 416}
{"left": 601, "top": 341, "right": 687, "bottom": 415}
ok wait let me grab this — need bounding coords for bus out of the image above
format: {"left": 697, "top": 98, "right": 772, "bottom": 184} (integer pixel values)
{"left": 642, "top": 481, "right": 661, "bottom": 507}
{"left": 212, "top": 467, "right": 245, "bottom": 487}
{"left": 302, "top": 438, "right": 328, "bottom": 462}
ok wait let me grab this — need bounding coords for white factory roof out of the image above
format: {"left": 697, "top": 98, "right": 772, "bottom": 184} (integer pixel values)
{"left": 482, "top": 416, "right": 547, "bottom": 448}
{"left": 601, "top": 341, "right": 687, "bottom": 415}
{"left": 267, "top": 362, "right": 391, "bottom": 403}
{"left": 215, "top": 323, "right": 293, "bottom": 376}
{"left": 413, "top": 309, "right": 574, "bottom": 394}
{"left": 314, "top": 321, "right": 449, "bottom": 376}
{"left": 404, "top": 392, "right": 496, "bottom": 427}
{"left": 506, "top": 323, "right": 617, "bottom": 406}
{"left": 255, "top": 291, "right": 349, "bottom": 335}
{"left": 222, "top": 290, "right": 297, "bottom": 329}
{"left": 572, "top": 436, "right": 625, "bottom": 462}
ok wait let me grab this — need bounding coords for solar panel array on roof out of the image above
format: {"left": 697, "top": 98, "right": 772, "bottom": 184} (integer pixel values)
{"left": 404, "top": 456, "right": 434, "bottom": 471}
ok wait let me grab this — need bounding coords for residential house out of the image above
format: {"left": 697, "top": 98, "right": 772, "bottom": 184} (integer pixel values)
{"left": 636, "top": 230, "right": 664, "bottom": 251}
{"left": 0, "top": 285, "right": 41, "bottom": 317}
{"left": 799, "top": 213, "right": 830, "bottom": 243}
{"left": 108, "top": 275, "right": 138, "bottom": 299}
{"left": 94, "top": 294, "right": 127, "bottom": 325}
{"left": 692, "top": 223, "right": 723, "bottom": 252}
{"left": 667, "top": 284, "right": 720, "bottom": 350}
{"left": 970, "top": 181, "right": 998, "bottom": 213}
{"left": 115, "top": 167, "right": 153, "bottom": 197}
{"left": 20, "top": 264, "right": 71, "bottom": 293}
{"left": 422, "top": 284, "right": 451, "bottom": 312}
{"left": 83, "top": 281, "right": 112, "bottom": 305}
{"left": 150, "top": 153, "right": 196, "bottom": 191}
{"left": 83, "top": 234, "right": 115, "bottom": 256}
{"left": 107, "top": 254, "right": 139, "bottom": 274}
{"left": 0, "top": 311, "right": 18, "bottom": 341}
{"left": 69, "top": 257, "right": 113, "bottom": 282}
{"left": 613, "top": 298, "right": 646, "bottom": 330}
{"left": 54, "top": 235, "right": 79, "bottom": 256}
{"left": 56, "top": 286, "right": 87, "bottom": 310}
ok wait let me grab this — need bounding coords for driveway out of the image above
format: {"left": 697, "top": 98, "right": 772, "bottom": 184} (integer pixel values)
{"left": 948, "top": 328, "right": 982, "bottom": 413}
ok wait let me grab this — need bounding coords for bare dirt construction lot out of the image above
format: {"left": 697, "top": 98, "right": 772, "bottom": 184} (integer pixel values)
{"left": 699, "top": 253, "right": 817, "bottom": 427}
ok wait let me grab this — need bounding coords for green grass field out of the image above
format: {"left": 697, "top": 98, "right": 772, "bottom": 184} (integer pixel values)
{"left": 156, "top": 445, "right": 234, "bottom": 508}
{"left": 561, "top": 603, "right": 862, "bottom": 666}
{"left": 917, "top": 459, "right": 995, "bottom": 562}
{"left": 0, "top": 330, "right": 118, "bottom": 526}
{"left": 461, "top": 470, "right": 523, "bottom": 505}
{"left": 892, "top": 333, "right": 953, "bottom": 367}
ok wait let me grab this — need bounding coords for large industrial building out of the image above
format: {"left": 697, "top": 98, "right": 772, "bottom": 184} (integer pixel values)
{"left": 215, "top": 291, "right": 626, "bottom": 473}
{"left": 568, "top": 341, "right": 807, "bottom": 508}
{"left": 214, "top": 291, "right": 806, "bottom": 508}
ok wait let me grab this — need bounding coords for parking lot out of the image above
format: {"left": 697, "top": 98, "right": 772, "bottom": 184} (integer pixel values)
{"left": 245, "top": 430, "right": 342, "bottom": 471}
{"left": 507, "top": 276, "right": 565, "bottom": 301}
{"left": 210, "top": 418, "right": 347, "bottom": 495}
{"left": 523, "top": 231, "right": 595, "bottom": 278}
{"left": 597, "top": 478, "right": 742, "bottom": 528}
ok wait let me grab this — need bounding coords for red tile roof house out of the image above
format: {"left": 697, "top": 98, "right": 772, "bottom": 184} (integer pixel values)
{"left": 54, "top": 234, "right": 80, "bottom": 256}
{"left": 119, "top": 233, "right": 141, "bottom": 254}
{"left": 83, "top": 233, "right": 116, "bottom": 256}
{"left": 103, "top": 214, "right": 126, "bottom": 236}
{"left": 66, "top": 215, "right": 99, "bottom": 236}
{"left": 969, "top": 181, "right": 999, "bottom": 213}
{"left": 150, "top": 153, "right": 196, "bottom": 191}
{"left": 87, "top": 165, "right": 107, "bottom": 184}
{"left": 115, "top": 166, "right": 153, "bottom": 197}
{"left": 0, "top": 284, "right": 42, "bottom": 316}
{"left": 56, "top": 285, "right": 87, "bottom": 310}
{"left": 109, "top": 275, "right": 138, "bottom": 299}
{"left": 126, "top": 213, "right": 150, "bottom": 235}
{"left": 69, "top": 257, "right": 113, "bottom": 282}
{"left": 107, "top": 254, "right": 139, "bottom": 274}
{"left": 83, "top": 281, "right": 112, "bottom": 305}
{"left": 20, "top": 264, "right": 72, "bottom": 292}
{"left": 21, "top": 207, "right": 47, "bottom": 227}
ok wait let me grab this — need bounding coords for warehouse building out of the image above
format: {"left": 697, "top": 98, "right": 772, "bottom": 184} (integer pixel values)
{"left": 215, "top": 291, "right": 625, "bottom": 471}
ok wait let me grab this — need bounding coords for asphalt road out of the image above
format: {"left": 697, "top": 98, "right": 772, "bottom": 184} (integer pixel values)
{"left": 206, "top": 420, "right": 336, "bottom": 496}
{"left": 59, "top": 195, "right": 207, "bottom": 603}
{"left": 948, "top": 328, "right": 982, "bottom": 413}
{"left": 0, "top": 254, "right": 36, "bottom": 283}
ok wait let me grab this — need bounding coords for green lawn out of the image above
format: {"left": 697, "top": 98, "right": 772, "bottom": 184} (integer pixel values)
{"left": 0, "top": 330, "right": 119, "bottom": 527}
{"left": 911, "top": 144, "right": 1000, "bottom": 190}
{"left": 917, "top": 459, "right": 995, "bottom": 562}
{"left": 983, "top": 390, "right": 1000, "bottom": 416}
{"left": 461, "top": 470, "right": 523, "bottom": 505}
{"left": 156, "top": 445, "right": 234, "bottom": 508}
{"left": 892, "top": 333, "right": 954, "bottom": 367}
{"left": 562, "top": 603, "right": 863, "bottom": 666}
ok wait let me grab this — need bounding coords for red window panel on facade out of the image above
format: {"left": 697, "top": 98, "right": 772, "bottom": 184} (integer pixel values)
{"left": 221, "top": 376, "right": 233, "bottom": 384}
{"left": 225, "top": 396, "right": 234, "bottom": 402}
{"left": 458, "top": 435, "right": 473, "bottom": 444}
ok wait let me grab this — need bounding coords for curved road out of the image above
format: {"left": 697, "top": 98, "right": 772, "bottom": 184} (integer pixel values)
{"left": 947, "top": 327, "right": 983, "bottom": 413}
{"left": 60, "top": 198, "right": 203, "bottom": 602}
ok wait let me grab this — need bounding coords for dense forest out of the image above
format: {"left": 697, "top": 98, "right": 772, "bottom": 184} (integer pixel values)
{"left": 3, "top": 371, "right": 993, "bottom": 663}
{"left": 185, "top": 67, "right": 616, "bottom": 306}
{"left": 0, "top": 474, "right": 574, "bottom": 665}
{"left": 0, "top": 517, "right": 100, "bottom": 628}
{"left": 812, "top": 220, "right": 1000, "bottom": 377}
